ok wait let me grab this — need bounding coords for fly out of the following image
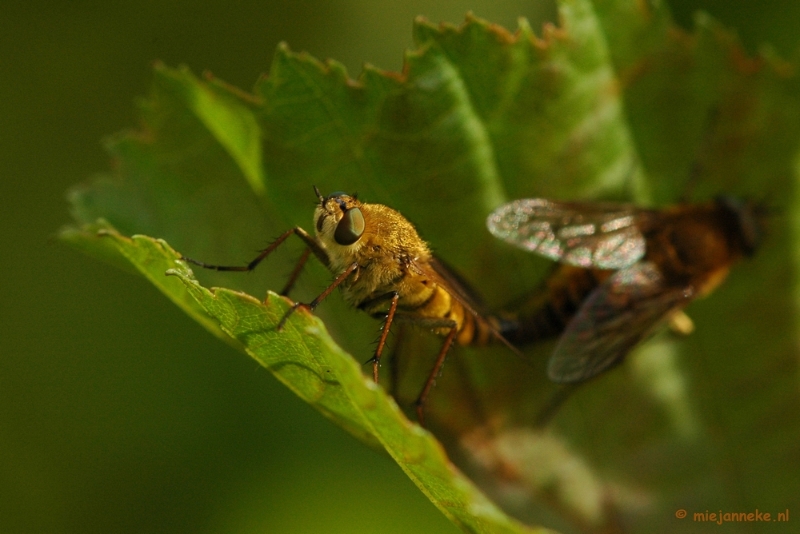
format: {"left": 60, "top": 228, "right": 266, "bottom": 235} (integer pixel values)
{"left": 181, "top": 186, "right": 519, "bottom": 423}
{"left": 487, "top": 196, "right": 764, "bottom": 384}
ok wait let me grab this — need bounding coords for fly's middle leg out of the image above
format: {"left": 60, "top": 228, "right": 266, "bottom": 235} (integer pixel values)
{"left": 360, "top": 292, "right": 402, "bottom": 383}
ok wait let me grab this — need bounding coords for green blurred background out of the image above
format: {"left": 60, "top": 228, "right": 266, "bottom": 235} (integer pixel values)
{"left": 2, "top": 0, "right": 798, "bottom": 532}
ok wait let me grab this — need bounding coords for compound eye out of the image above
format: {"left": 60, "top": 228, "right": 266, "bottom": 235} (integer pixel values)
{"left": 334, "top": 207, "right": 365, "bottom": 245}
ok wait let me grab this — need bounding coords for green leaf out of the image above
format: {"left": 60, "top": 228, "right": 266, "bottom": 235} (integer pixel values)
{"left": 95, "top": 230, "right": 539, "bottom": 533}
{"left": 61, "top": 0, "right": 800, "bottom": 532}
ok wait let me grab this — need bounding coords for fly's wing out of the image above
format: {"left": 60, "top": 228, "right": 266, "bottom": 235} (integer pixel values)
{"left": 412, "top": 256, "right": 521, "bottom": 355}
{"left": 487, "top": 199, "right": 648, "bottom": 269}
{"left": 548, "top": 262, "right": 694, "bottom": 383}
{"left": 427, "top": 256, "right": 487, "bottom": 311}
{"left": 407, "top": 256, "right": 488, "bottom": 323}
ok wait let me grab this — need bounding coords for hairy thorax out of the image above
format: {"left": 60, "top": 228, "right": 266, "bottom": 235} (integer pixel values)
{"left": 316, "top": 201, "right": 437, "bottom": 312}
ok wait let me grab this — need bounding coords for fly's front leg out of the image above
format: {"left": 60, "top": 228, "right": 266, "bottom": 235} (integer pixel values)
{"left": 277, "top": 262, "right": 359, "bottom": 331}
{"left": 179, "top": 226, "right": 331, "bottom": 300}
{"left": 181, "top": 227, "right": 297, "bottom": 273}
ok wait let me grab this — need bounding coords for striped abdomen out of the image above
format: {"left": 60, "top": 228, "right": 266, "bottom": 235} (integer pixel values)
{"left": 500, "top": 266, "right": 610, "bottom": 345}
{"left": 391, "top": 283, "right": 500, "bottom": 347}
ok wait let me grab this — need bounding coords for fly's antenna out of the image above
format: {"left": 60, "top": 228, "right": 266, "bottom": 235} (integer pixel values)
{"left": 313, "top": 185, "right": 325, "bottom": 203}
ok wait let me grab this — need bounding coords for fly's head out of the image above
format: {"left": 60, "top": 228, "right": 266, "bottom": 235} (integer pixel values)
{"left": 313, "top": 186, "right": 367, "bottom": 268}
{"left": 714, "top": 195, "right": 766, "bottom": 257}
{"left": 311, "top": 186, "right": 432, "bottom": 275}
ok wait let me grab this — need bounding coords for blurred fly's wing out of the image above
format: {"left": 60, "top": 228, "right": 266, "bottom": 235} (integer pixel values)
{"left": 548, "top": 262, "right": 694, "bottom": 383}
{"left": 426, "top": 256, "right": 487, "bottom": 312}
{"left": 487, "top": 199, "right": 647, "bottom": 270}
{"left": 412, "top": 256, "right": 521, "bottom": 355}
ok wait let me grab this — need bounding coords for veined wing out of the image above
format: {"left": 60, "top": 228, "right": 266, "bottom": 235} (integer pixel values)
{"left": 427, "top": 256, "right": 486, "bottom": 311}
{"left": 411, "top": 256, "right": 521, "bottom": 355}
{"left": 487, "top": 199, "right": 647, "bottom": 270}
{"left": 548, "top": 262, "right": 694, "bottom": 383}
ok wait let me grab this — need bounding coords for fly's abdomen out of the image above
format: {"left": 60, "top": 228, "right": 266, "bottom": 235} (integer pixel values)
{"left": 454, "top": 302, "right": 498, "bottom": 347}
{"left": 397, "top": 284, "right": 496, "bottom": 347}
{"left": 502, "top": 266, "right": 608, "bottom": 345}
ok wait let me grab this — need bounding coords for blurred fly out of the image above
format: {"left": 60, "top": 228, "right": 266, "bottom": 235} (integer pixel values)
{"left": 488, "top": 196, "right": 764, "bottom": 384}
{"left": 181, "top": 187, "right": 518, "bottom": 423}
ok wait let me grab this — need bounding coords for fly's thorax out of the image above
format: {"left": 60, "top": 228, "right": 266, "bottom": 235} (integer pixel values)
{"left": 312, "top": 191, "right": 434, "bottom": 306}
{"left": 642, "top": 201, "right": 753, "bottom": 288}
{"left": 355, "top": 267, "right": 442, "bottom": 317}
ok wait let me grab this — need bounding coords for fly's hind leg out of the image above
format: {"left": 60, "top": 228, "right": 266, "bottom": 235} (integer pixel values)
{"left": 415, "top": 325, "right": 459, "bottom": 426}
{"left": 371, "top": 311, "right": 461, "bottom": 425}
{"left": 533, "top": 384, "right": 581, "bottom": 428}
{"left": 390, "top": 315, "right": 459, "bottom": 426}
{"left": 387, "top": 325, "right": 407, "bottom": 397}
